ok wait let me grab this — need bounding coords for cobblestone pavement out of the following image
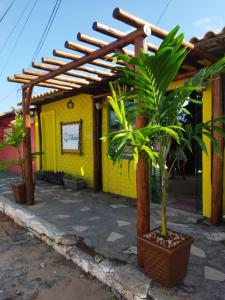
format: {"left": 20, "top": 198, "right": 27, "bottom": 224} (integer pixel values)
{"left": 0, "top": 212, "right": 116, "bottom": 300}
{"left": 0, "top": 172, "right": 225, "bottom": 300}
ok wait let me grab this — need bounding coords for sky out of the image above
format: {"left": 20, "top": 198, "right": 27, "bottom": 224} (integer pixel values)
{"left": 0, "top": 0, "right": 224, "bottom": 112}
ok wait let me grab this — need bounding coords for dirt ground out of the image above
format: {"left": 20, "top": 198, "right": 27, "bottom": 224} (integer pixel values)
{"left": 0, "top": 212, "right": 116, "bottom": 300}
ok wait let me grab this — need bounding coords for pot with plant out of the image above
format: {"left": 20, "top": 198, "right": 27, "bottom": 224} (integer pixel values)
{"left": 102, "top": 26, "right": 225, "bottom": 287}
{"left": 0, "top": 114, "right": 39, "bottom": 204}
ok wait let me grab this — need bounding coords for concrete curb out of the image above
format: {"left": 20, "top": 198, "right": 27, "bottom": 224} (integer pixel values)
{"left": 0, "top": 195, "right": 152, "bottom": 300}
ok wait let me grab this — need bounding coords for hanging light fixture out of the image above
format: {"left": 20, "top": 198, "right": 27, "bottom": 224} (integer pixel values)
{"left": 67, "top": 99, "right": 74, "bottom": 109}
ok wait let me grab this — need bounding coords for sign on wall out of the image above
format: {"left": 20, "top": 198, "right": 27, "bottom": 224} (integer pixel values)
{"left": 61, "top": 120, "right": 82, "bottom": 154}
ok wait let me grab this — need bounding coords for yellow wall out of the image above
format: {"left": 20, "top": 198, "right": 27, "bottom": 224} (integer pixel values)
{"left": 101, "top": 100, "right": 136, "bottom": 198}
{"left": 40, "top": 94, "right": 94, "bottom": 187}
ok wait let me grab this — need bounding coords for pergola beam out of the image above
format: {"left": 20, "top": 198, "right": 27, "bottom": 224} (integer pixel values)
{"left": 22, "top": 25, "right": 151, "bottom": 88}
{"left": 77, "top": 32, "right": 134, "bottom": 57}
{"left": 92, "top": 21, "right": 158, "bottom": 53}
{"left": 112, "top": 7, "right": 216, "bottom": 62}
{"left": 15, "top": 74, "right": 82, "bottom": 89}
{"left": 24, "top": 67, "right": 101, "bottom": 82}
{"left": 36, "top": 60, "right": 113, "bottom": 77}
{"left": 8, "top": 76, "right": 72, "bottom": 90}
{"left": 53, "top": 49, "right": 116, "bottom": 69}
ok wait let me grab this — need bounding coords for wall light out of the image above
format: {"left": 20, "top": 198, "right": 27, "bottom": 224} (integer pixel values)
{"left": 95, "top": 99, "right": 103, "bottom": 110}
{"left": 67, "top": 100, "right": 74, "bottom": 109}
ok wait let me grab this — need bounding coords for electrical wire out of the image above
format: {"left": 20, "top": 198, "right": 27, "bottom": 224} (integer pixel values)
{"left": 31, "top": 0, "right": 62, "bottom": 63}
{"left": 0, "top": 0, "right": 39, "bottom": 77}
{"left": 0, "top": 0, "right": 16, "bottom": 24}
{"left": 0, "top": 0, "right": 30, "bottom": 55}
{"left": 156, "top": 0, "right": 172, "bottom": 25}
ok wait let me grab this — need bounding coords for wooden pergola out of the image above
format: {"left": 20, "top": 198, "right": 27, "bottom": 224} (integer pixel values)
{"left": 8, "top": 7, "right": 224, "bottom": 265}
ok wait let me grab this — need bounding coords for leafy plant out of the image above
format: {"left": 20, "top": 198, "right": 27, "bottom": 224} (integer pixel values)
{"left": 0, "top": 114, "right": 41, "bottom": 180}
{"left": 102, "top": 26, "right": 225, "bottom": 236}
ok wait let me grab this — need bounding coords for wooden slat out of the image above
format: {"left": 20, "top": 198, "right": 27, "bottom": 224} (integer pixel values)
{"left": 23, "top": 68, "right": 92, "bottom": 85}
{"left": 77, "top": 32, "right": 134, "bottom": 56}
{"left": 21, "top": 25, "right": 151, "bottom": 88}
{"left": 8, "top": 76, "right": 72, "bottom": 90}
{"left": 36, "top": 60, "right": 113, "bottom": 77}
{"left": 113, "top": 7, "right": 216, "bottom": 62}
{"left": 53, "top": 49, "right": 116, "bottom": 69}
{"left": 25, "top": 67, "right": 101, "bottom": 82}
{"left": 93, "top": 21, "right": 158, "bottom": 53}
{"left": 15, "top": 74, "right": 82, "bottom": 89}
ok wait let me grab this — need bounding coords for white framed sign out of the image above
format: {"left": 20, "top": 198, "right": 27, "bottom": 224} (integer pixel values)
{"left": 61, "top": 120, "right": 82, "bottom": 154}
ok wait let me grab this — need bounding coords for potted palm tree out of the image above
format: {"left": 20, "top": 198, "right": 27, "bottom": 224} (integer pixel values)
{"left": 102, "top": 26, "right": 225, "bottom": 287}
{"left": 0, "top": 114, "right": 38, "bottom": 204}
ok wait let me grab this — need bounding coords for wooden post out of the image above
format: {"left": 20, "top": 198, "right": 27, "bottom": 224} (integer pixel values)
{"left": 211, "top": 73, "right": 224, "bottom": 225}
{"left": 92, "top": 98, "right": 102, "bottom": 192}
{"left": 135, "top": 36, "right": 150, "bottom": 267}
{"left": 22, "top": 86, "right": 35, "bottom": 205}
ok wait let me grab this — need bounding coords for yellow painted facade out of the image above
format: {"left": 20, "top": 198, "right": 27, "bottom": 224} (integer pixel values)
{"left": 35, "top": 81, "right": 223, "bottom": 218}
{"left": 37, "top": 94, "right": 94, "bottom": 187}
{"left": 101, "top": 100, "right": 136, "bottom": 198}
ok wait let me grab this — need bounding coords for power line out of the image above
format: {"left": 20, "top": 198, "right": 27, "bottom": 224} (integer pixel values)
{"left": 156, "top": 0, "right": 172, "bottom": 25}
{"left": 0, "top": 0, "right": 16, "bottom": 24}
{"left": 0, "top": 0, "right": 30, "bottom": 55}
{"left": 31, "top": 0, "right": 62, "bottom": 63}
{"left": 0, "top": 0, "right": 39, "bottom": 77}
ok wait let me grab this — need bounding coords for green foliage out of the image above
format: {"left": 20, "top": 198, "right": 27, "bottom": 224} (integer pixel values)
{"left": 103, "top": 26, "right": 225, "bottom": 236}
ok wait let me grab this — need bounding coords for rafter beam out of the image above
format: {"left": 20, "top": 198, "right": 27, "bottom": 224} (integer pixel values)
{"left": 33, "top": 61, "right": 113, "bottom": 78}
{"left": 92, "top": 22, "right": 158, "bottom": 53}
{"left": 77, "top": 32, "right": 134, "bottom": 56}
{"left": 8, "top": 76, "right": 72, "bottom": 90}
{"left": 15, "top": 25, "right": 151, "bottom": 88}
{"left": 15, "top": 74, "right": 81, "bottom": 89}
{"left": 113, "top": 7, "right": 216, "bottom": 62}
{"left": 23, "top": 69, "right": 92, "bottom": 85}
{"left": 53, "top": 49, "right": 116, "bottom": 69}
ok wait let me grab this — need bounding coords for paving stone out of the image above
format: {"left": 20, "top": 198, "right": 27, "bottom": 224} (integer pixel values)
{"left": 191, "top": 245, "right": 206, "bottom": 258}
{"left": 117, "top": 220, "right": 131, "bottom": 227}
{"left": 88, "top": 216, "right": 100, "bottom": 221}
{"left": 204, "top": 232, "right": 225, "bottom": 242}
{"left": 81, "top": 206, "right": 90, "bottom": 212}
{"left": 72, "top": 225, "right": 89, "bottom": 232}
{"left": 204, "top": 266, "right": 225, "bottom": 281}
{"left": 107, "top": 232, "right": 124, "bottom": 242}
{"left": 110, "top": 204, "right": 127, "bottom": 209}
{"left": 59, "top": 199, "right": 81, "bottom": 204}
{"left": 123, "top": 246, "right": 137, "bottom": 255}
{"left": 55, "top": 214, "right": 70, "bottom": 219}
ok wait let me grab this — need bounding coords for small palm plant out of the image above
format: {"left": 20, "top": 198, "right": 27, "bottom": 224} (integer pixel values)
{"left": 0, "top": 114, "right": 25, "bottom": 178}
{"left": 102, "top": 26, "right": 225, "bottom": 237}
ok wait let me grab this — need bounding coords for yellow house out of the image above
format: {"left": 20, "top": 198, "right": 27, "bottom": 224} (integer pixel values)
{"left": 7, "top": 7, "right": 224, "bottom": 224}
{"left": 32, "top": 68, "right": 224, "bottom": 221}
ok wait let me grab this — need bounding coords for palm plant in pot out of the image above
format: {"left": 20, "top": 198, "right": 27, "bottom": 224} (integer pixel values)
{"left": 0, "top": 114, "right": 37, "bottom": 204}
{"left": 102, "top": 27, "right": 225, "bottom": 287}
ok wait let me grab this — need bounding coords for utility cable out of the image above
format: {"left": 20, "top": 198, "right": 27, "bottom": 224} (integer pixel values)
{"left": 0, "top": 0, "right": 16, "bottom": 24}
{"left": 31, "top": 0, "right": 62, "bottom": 63}
{"left": 156, "top": 0, "right": 172, "bottom": 25}
{"left": 0, "top": 0, "right": 39, "bottom": 77}
{"left": 0, "top": 0, "right": 30, "bottom": 55}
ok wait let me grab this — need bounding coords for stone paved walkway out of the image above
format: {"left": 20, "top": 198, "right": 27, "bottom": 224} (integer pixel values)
{"left": 0, "top": 172, "right": 225, "bottom": 300}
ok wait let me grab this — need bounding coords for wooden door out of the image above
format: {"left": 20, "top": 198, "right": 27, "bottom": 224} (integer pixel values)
{"left": 41, "top": 111, "right": 56, "bottom": 171}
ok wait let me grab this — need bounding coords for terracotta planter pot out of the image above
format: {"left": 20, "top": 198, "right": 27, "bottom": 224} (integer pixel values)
{"left": 11, "top": 182, "right": 26, "bottom": 204}
{"left": 11, "top": 181, "right": 35, "bottom": 205}
{"left": 138, "top": 228, "right": 194, "bottom": 288}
